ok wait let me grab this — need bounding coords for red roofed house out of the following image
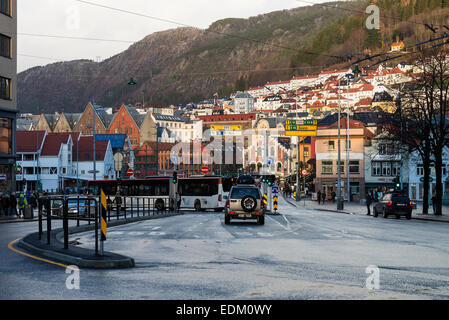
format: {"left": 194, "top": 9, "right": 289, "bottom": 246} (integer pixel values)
{"left": 38, "top": 132, "right": 80, "bottom": 192}
{"left": 72, "top": 136, "right": 115, "bottom": 183}
{"left": 16, "top": 131, "right": 47, "bottom": 191}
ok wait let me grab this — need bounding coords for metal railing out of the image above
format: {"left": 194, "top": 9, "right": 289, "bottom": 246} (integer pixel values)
{"left": 37, "top": 195, "right": 178, "bottom": 255}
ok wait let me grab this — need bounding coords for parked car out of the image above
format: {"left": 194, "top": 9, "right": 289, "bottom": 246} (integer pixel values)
{"left": 373, "top": 192, "right": 413, "bottom": 220}
{"left": 224, "top": 185, "right": 265, "bottom": 225}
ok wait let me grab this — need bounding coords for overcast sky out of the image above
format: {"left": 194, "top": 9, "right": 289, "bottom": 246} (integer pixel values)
{"left": 17, "top": 0, "right": 332, "bottom": 73}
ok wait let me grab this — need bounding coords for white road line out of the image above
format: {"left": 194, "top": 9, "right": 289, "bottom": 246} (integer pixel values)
{"left": 267, "top": 215, "right": 291, "bottom": 231}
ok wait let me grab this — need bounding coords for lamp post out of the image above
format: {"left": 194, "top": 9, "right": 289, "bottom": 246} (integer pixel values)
{"left": 337, "top": 79, "right": 344, "bottom": 210}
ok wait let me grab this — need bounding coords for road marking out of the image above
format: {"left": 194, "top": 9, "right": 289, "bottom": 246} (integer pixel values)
{"left": 7, "top": 238, "right": 77, "bottom": 270}
{"left": 267, "top": 215, "right": 291, "bottom": 231}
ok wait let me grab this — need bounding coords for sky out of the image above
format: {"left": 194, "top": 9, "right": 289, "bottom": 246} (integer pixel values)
{"left": 17, "top": 0, "right": 333, "bottom": 73}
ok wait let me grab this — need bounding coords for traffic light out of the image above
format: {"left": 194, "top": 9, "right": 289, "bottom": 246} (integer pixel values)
{"left": 267, "top": 175, "right": 276, "bottom": 187}
{"left": 394, "top": 176, "right": 400, "bottom": 188}
{"left": 173, "top": 171, "right": 178, "bottom": 184}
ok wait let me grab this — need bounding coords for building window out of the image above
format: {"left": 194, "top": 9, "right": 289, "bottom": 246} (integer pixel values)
{"left": 0, "top": 77, "right": 11, "bottom": 100}
{"left": 50, "top": 167, "right": 57, "bottom": 175}
{"left": 417, "top": 165, "right": 424, "bottom": 176}
{"left": 372, "top": 162, "right": 381, "bottom": 176}
{"left": 344, "top": 140, "right": 351, "bottom": 150}
{"left": 304, "top": 147, "right": 309, "bottom": 158}
{"left": 23, "top": 154, "right": 34, "bottom": 161}
{"left": 382, "top": 162, "right": 391, "bottom": 176}
{"left": 349, "top": 161, "right": 360, "bottom": 174}
{"left": 0, "top": 117, "right": 12, "bottom": 155}
{"left": 328, "top": 141, "right": 335, "bottom": 150}
{"left": 0, "top": 0, "right": 11, "bottom": 16}
{"left": 339, "top": 161, "right": 344, "bottom": 174}
{"left": 322, "top": 160, "right": 333, "bottom": 174}
{"left": 392, "top": 162, "right": 401, "bottom": 176}
{"left": 0, "top": 34, "right": 11, "bottom": 58}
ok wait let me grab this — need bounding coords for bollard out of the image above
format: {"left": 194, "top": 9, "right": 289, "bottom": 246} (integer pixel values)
{"left": 46, "top": 198, "right": 51, "bottom": 245}
{"left": 63, "top": 197, "right": 69, "bottom": 250}
{"left": 38, "top": 198, "right": 43, "bottom": 240}
{"left": 124, "top": 196, "right": 127, "bottom": 219}
{"left": 94, "top": 202, "right": 98, "bottom": 255}
{"left": 137, "top": 197, "right": 140, "bottom": 217}
{"left": 77, "top": 195, "right": 80, "bottom": 227}
{"left": 116, "top": 198, "right": 120, "bottom": 220}
{"left": 107, "top": 196, "right": 111, "bottom": 222}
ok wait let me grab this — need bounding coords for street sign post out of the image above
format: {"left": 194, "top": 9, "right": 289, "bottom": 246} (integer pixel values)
{"left": 201, "top": 166, "right": 209, "bottom": 174}
{"left": 127, "top": 168, "right": 134, "bottom": 177}
{"left": 272, "top": 186, "right": 279, "bottom": 194}
{"left": 285, "top": 119, "right": 317, "bottom": 136}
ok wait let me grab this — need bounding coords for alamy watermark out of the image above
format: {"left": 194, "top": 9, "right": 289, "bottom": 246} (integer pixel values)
{"left": 365, "top": 265, "right": 380, "bottom": 290}
{"left": 65, "top": 265, "right": 80, "bottom": 290}
{"left": 65, "top": 5, "right": 81, "bottom": 31}
{"left": 365, "top": 4, "right": 380, "bottom": 30}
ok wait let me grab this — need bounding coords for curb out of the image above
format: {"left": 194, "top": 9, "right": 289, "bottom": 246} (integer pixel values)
{"left": 17, "top": 211, "right": 183, "bottom": 269}
{"left": 0, "top": 217, "right": 39, "bottom": 224}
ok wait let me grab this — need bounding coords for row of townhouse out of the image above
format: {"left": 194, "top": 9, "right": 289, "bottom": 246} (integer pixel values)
{"left": 15, "top": 131, "right": 135, "bottom": 193}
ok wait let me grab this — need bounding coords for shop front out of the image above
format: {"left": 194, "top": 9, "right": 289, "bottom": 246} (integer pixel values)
{"left": 0, "top": 110, "right": 17, "bottom": 193}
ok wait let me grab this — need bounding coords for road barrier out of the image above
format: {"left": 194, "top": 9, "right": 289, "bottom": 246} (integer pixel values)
{"left": 37, "top": 194, "right": 179, "bottom": 256}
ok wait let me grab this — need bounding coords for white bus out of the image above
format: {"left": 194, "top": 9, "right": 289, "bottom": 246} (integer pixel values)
{"left": 178, "top": 176, "right": 227, "bottom": 211}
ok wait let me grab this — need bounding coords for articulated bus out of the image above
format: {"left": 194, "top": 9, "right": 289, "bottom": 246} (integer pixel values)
{"left": 177, "top": 176, "right": 233, "bottom": 211}
{"left": 87, "top": 177, "right": 176, "bottom": 211}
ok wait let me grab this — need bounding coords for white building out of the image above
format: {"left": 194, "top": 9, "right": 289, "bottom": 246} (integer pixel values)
{"left": 233, "top": 91, "right": 255, "bottom": 114}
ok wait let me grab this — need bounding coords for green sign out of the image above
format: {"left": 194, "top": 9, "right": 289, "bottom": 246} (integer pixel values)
{"left": 420, "top": 177, "right": 434, "bottom": 182}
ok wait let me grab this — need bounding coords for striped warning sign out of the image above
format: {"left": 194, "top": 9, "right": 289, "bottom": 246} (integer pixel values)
{"left": 101, "top": 189, "right": 107, "bottom": 241}
{"left": 273, "top": 196, "right": 278, "bottom": 211}
{"left": 263, "top": 193, "right": 268, "bottom": 206}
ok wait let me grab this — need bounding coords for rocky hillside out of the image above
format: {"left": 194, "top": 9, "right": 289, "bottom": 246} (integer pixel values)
{"left": 18, "top": 0, "right": 449, "bottom": 113}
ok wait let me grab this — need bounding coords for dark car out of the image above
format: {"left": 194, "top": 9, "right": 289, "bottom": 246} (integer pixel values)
{"left": 373, "top": 193, "right": 413, "bottom": 220}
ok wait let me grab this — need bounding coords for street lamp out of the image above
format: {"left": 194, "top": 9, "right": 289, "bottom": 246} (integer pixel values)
{"left": 337, "top": 79, "right": 344, "bottom": 210}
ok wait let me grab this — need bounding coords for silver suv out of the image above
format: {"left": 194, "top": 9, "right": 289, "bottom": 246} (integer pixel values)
{"left": 224, "top": 185, "right": 265, "bottom": 225}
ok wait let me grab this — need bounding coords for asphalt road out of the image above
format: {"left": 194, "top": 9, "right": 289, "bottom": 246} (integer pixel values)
{"left": 1, "top": 196, "right": 449, "bottom": 300}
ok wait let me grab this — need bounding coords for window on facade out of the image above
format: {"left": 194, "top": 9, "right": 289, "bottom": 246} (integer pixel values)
{"left": 379, "top": 144, "right": 393, "bottom": 155}
{"left": 41, "top": 168, "right": 49, "bottom": 175}
{"left": 345, "top": 140, "right": 351, "bottom": 150}
{"left": 50, "top": 167, "right": 57, "bottom": 175}
{"left": 0, "top": 34, "right": 11, "bottom": 58}
{"left": 1, "top": 0, "right": 11, "bottom": 16}
{"left": 23, "top": 154, "right": 34, "bottom": 161}
{"left": 0, "top": 117, "right": 12, "bottom": 155}
{"left": 392, "top": 162, "right": 401, "bottom": 176}
{"left": 328, "top": 141, "right": 335, "bottom": 150}
{"left": 417, "top": 165, "right": 424, "bottom": 176}
{"left": 349, "top": 161, "right": 360, "bottom": 174}
{"left": 24, "top": 167, "right": 34, "bottom": 175}
{"left": 339, "top": 161, "right": 344, "bottom": 174}
{"left": 382, "top": 162, "right": 391, "bottom": 176}
{"left": 0, "top": 77, "right": 11, "bottom": 100}
{"left": 372, "top": 162, "right": 381, "bottom": 176}
{"left": 322, "top": 161, "right": 333, "bottom": 174}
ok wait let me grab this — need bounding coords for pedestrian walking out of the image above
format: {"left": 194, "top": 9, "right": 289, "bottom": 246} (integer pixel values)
{"left": 29, "top": 192, "right": 38, "bottom": 210}
{"left": 431, "top": 195, "right": 436, "bottom": 214}
{"left": 9, "top": 192, "right": 17, "bottom": 217}
{"left": 317, "top": 190, "right": 321, "bottom": 204}
{"left": 2, "top": 193, "right": 9, "bottom": 216}
{"left": 366, "top": 192, "right": 372, "bottom": 216}
{"left": 17, "top": 193, "right": 27, "bottom": 217}
{"left": 331, "top": 191, "right": 336, "bottom": 203}
{"left": 321, "top": 191, "right": 326, "bottom": 204}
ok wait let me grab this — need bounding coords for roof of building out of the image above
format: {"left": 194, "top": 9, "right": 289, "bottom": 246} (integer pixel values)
{"left": 95, "top": 134, "right": 127, "bottom": 149}
{"left": 153, "top": 114, "right": 190, "bottom": 122}
{"left": 16, "top": 131, "right": 46, "bottom": 153}
{"left": 41, "top": 132, "right": 79, "bottom": 156}
{"left": 73, "top": 136, "right": 109, "bottom": 161}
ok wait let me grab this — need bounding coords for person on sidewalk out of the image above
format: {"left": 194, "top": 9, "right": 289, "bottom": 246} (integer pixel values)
{"left": 321, "top": 191, "right": 326, "bottom": 204}
{"left": 331, "top": 191, "right": 336, "bottom": 203}
{"left": 317, "top": 190, "right": 321, "bottom": 205}
{"left": 17, "top": 193, "right": 27, "bottom": 218}
{"left": 366, "top": 192, "right": 372, "bottom": 216}
{"left": 2, "top": 193, "right": 9, "bottom": 216}
{"left": 9, "top": 192, "right": 17, "bottom": 217}
{"left": 431, "top": 195, "right": 436, "bottom": 214}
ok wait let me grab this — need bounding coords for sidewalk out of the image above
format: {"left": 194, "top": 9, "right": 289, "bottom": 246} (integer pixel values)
{"left": 285, "top": 196, "right": 449, "bottom": 223}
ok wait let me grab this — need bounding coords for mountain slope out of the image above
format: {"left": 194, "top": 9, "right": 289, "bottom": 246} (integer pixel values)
{"left": 17, "top": 0, "right": 449, "bottom": 113}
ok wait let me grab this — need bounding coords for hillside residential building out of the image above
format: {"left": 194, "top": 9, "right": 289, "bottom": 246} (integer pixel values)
{"left": 315, "top": 119, "right": 374, "bottom": 202}
{"left": 0, "top": 0, "right": 17, "bottom": 192}
{"left": 233, "top": 91, "right": 255, "bottom": 114}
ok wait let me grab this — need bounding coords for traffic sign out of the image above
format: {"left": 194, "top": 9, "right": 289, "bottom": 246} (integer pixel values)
{"left": 285, "top": 119, "right": 317, "bottom": 126}
{"left": 127, "top": 168, "right": 134, "bottom": 177}
{"left": 302, "top": 169, "right": 308, "bottom": 175}
{"left": 268, "top": 157, "right": 274, "bottom": 165}
{"left": 201, "top": 166, "right": 209, "bottom": 174}
{"left": 272, "top": 186, "right": 279, "bottom": 194}
{"left": 285, "top": 131, "right": 317, "bottom": 136}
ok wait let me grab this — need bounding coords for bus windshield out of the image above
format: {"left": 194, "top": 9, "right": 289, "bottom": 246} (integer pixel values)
{"left": 178, "top": 179, "right": 219, "bottom": 196}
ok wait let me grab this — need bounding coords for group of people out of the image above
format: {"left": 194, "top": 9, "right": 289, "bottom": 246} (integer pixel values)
{"left": 0, "top": 190, "right": 39, "bottom": 218}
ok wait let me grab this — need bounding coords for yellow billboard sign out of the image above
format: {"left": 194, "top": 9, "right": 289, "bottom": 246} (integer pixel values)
{"left": 285, "top": 131, "right": 317, "bottom": 137}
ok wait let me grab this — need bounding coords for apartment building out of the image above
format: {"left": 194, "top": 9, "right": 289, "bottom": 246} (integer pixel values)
{"left": 0, "top": 0, "right": 17, "bottom": 192}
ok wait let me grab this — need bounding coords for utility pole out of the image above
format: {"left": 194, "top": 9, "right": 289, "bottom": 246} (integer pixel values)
{"left": 93, "top": 103, "right": 97, "bottom": 182}
{"left": 337, "top": 80, "right": 344, "bottom": 210}
{"left": 347, "top": 103, "right": 350, "bottom": 203}
{"left": 296, "top": 138, "right": 300, "bottom": 201}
